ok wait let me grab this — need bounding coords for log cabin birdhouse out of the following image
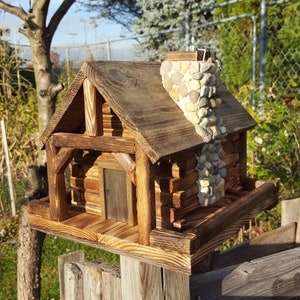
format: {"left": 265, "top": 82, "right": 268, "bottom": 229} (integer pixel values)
{"left": 28, "top": 51, "right": 278, "bottom": 274}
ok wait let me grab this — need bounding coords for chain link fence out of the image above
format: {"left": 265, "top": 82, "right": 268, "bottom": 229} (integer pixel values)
{"left": 264, "top": 0, "right": 300, "bottom": 101}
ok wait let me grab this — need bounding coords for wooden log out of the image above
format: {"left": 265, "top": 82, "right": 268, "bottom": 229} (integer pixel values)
{"left": 50, "top": 132, "right": 135, "bottom": 154}
{"left": 171, "top": 156, "right": 197, "bottom": 178}
{"left": 120, "top": 256, "right": 163, "bottom": 300}
{"left": 70, "top": 176, "right": 100, "bottom": 192}
{"left": 112, "top": 152, "right": 136, "bottom": 184}
{"left": 46, "top": 140, "right": 68, "bottom": 221}
{"left": 83, "top": 78, "right": 103, "bottom": 136}
{"left": 238, "top": 131, "right": 247, "bottom": 183}
{"left": 135, "top": 143, "right": 155, "bottom": 245}
{"left": 54, "top": 147, "right": 78, "bottom": 173}
{"left": 157, "top": 199, "right": 200, "bottom": 223}
{"left": 155, "top": 170, "right": 198, "bottom": 193}
{"left": 155, "top": 184, "right": 199, "bottom": 209}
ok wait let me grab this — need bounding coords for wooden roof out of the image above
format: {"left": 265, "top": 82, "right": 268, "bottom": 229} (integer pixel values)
{"left": 41, "top": 61, "right": 256, "bottom": 163}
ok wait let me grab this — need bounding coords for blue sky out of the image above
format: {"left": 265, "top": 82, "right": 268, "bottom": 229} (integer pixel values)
{"left": 0, "top": 1, "right": 128, "bottom": 46}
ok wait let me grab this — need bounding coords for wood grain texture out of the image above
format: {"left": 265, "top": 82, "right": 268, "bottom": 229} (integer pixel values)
{"left": 151, "top": 181, "right": 278, "bottom": 255}
{"left": 120, "top": 256, "right": 164, "bottom": 300}
{"left": 210, "top": 222, "right": 297, "bottom": 270}
{"left": 83, "top": 78, "right": 103, "bottom": 136}
{"left": 45, "top": 140, "right": 68, "bottom": 221}
{"left": 163, "top": 269, "right": 190, "bottom": 300}
{"left": 167, "top": 50, "right": 211, "bottom": 61}
{"left": 28, "top": 213, "right": 192, "bottom": 274}
{"left": 50, "top": 132, "right": 135, "bottom": 153}
{"left": 136, "top": 143, "right": 155, "bottom": 245}
{"left": 191, "top": 247, "right": 300, "bottom": 299}
{"left": 282, "top": 197, "right": 300, "bottom": 243}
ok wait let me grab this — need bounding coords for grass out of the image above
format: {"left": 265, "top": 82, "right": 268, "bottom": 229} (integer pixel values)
{"left": 0, "top": 215, "right": 119, "bottom": 300}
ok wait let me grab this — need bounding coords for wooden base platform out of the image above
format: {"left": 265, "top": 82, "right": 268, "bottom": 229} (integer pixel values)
{"left": 28, "top": 179, "right": 278, "bottom": 274}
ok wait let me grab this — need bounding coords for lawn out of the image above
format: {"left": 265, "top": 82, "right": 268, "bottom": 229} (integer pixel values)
{"left": 0, "top": 232, "right": 119, "bottom": 300}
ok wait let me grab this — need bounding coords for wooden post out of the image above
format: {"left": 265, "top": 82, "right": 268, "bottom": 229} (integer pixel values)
{"left": 17, "top": 206, "right": 45, "bottom": 300}
{"left": 120, "top": 256, "right": 163, "bottom": 300}
{"left": 83, "top": 78, "right": 103, "bottom": 136}
{"left": 45, "top": 140, "right": 68, "bottom": 221}
{"left": 163, "top": 269, "right": 190, "bottom": 300}
{"left": 281, "top": 197, "right": 300, "bottom": 243}
{"left": 135, "top": 142, "right": 155, "bottom": 245}
{"left": 58, "top": 250, "right": 85, "bottom": 300}
{"left": 64, "top": 262, "right": 84, "bottom": 300}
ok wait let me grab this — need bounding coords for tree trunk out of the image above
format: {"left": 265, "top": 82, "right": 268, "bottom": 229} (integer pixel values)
{"left": 29, "top": 37, "right": 63, "bottom": 165}
{"left": 17, "top": 206, "right": 46, "bottom": 300}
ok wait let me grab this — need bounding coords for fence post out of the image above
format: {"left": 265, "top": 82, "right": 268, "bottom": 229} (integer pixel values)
{"left": 258, "top": 0, "right": 268, "bottom": 102}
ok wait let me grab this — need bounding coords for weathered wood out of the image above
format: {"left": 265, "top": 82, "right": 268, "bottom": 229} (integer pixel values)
{"left": 98, "top": 261, "right": 122, "bottom": 300}
{"left": 99, "top": 160, "right": 136, "bottom": 225}
{"left": 83, "top": 78, "right": 103, "bottom": 136}
{"left": 45, "top": 140, "right": 68, "bottom": 221}
{"left": 156, "top": 183, "right": 198, "bottom": 208}
{"left": 194, "top": 182, "right": 278, "bottom": 245}
{"left": 54, "top": 147, "right": 78, "bottom": 173}
{"left": 28, "top": 212, "right": 192, "bottom": 274}
{"left": 39, "top": 71, "right": 85, "bottom": 146}
{"left": 120, "top": 256, "right": 163, "bottom": 300}
{"left": 150, "top": 181, "right": 278, "bottom": 256}
{"left": 171, "top": 156, "right": 197, "bottom": 178}
{"left": 70, "top": 176, "right": 100, "bottom": 191}
{"left": 64, "top": 262, "right": 84, "bottom": 300}
{"left": 210, "top": 222, "right": 297, "bottom": 270}
{"left": 190, "top": 247, "right": 300, "bottom": 299}
{"left": 238, "top": 131, "right": 247, "bottom": 183}
{"left": 282, "top": 197, "right": 300, "bottom": 243}
{"left": 59, "top": 254, "right": 122, "bottom": 300}
{"left": 112, "top": 152, "right": 136, "bottom": 184}
{"left": 17, "top": 207, "right": 46, "bottom": 300}
{"left": 136, "top": 143, "right": 155, "bottom": 245}
{"left": 156, "top": 170, "right": 198, "bottom": 193}
{"left": 50, "top": 132, "right": 135, "bottom": 154}
{"left": 58, "top": 250, "right": 85, "bottom": 300}
{"left": 163, "top": 269, "right": 190, "bottom": 300}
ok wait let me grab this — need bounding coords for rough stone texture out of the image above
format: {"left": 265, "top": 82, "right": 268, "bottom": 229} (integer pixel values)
{"left": 160, "top": 58, "right": 227, "bottom": 206}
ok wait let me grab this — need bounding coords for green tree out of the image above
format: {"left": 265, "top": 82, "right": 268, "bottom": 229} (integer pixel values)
{"left": 78, "top": 0, "right": 141, "bottom": 30}
{"left": 132, "top": 0, "right": 214, "bottom": 61}
{"left": 213, "top": 0, "right": 260, "bottom": 93}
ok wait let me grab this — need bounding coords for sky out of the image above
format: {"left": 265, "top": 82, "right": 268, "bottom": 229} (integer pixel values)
{"left": 0, "top": 1, "right": 130, "bottom": 47}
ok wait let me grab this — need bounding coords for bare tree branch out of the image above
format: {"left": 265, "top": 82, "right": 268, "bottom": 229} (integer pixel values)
{"left": 0, "top": 1, "right": 28, "bottom": 20}
{"left": 48, "top": 0, "right": 76, "bottom": 39}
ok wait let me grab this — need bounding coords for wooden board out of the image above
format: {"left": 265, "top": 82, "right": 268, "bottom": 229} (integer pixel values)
{"left": 190, "top": 247, "right": 300, "bottom": 299}
{"left": 28, "top": 212, "right": 193, "bottom": 274}
{"left": 167, "top": 50, "right": 211, "bottom": 61}
{"left": 28, "top": 179, "right": 277, "bottom": 275}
